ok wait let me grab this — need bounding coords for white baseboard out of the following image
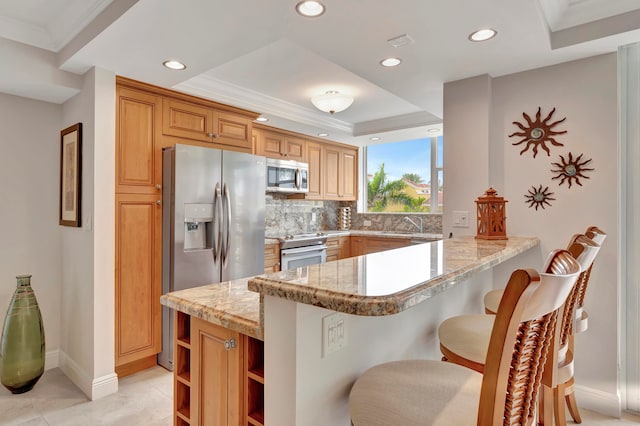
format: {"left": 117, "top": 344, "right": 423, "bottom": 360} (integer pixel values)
{"left": 575, "top": 384, "right": 622, "bottom": 418}
{"left": 58, "top": 350, "right": 118, "bottom": 400}
{"left": 45, "top": 349, "right": 59, "bottom": 370}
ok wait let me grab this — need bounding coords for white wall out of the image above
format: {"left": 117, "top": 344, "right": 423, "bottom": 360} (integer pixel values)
{"left": 60, "top": 67, "right": 117, "bottom": 399}
{"left": 444, "top": 53, "right": 620, "bottom": 415}
{"left": 0, "top": 93, "right": 63, "bottom": 367}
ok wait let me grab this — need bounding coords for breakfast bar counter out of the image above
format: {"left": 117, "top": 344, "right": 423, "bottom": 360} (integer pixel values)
{"left": 248, "top": 236, "right": 539, "bottom": 316}
{"left": 160, "top": 235, "right": 541, "bottom": 426}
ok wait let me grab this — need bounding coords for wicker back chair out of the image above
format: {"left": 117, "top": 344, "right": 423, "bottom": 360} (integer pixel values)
{"left": 350, "top": 250, "right": 580, "bottom": 426}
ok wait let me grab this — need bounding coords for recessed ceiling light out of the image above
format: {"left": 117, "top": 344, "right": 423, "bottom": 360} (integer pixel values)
{"left": 428, "top": 128, "right": 439, "bottom": 133}
{"left": 468, "top": 28, "right": 497, "bottom": 42}
{"left": 380, "top": 58, "right": 402, "bottom": 67}
{"left": 255, "top": 117, "right": 269, "bottom": 122}
{"left": 162, "top": 60, "right": 186, "bottom": 70}
{"left": 317, "top": 132, "right": 329, "bottom": 137}
{"left": 370, "top": 137, "right": 381, "bottom": 141}
{"left": 296, "top": 1, "right": 325, "bottom": 17}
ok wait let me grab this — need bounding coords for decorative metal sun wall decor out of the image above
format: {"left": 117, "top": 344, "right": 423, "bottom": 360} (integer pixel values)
{"left": 550, "top": 152, "right": 594, "bottom": 188}
{"left": 509, "top": 107, "right": 567, "bottom": 158}
{"left": 525, "top": 185, "right": 555, "bottom": 210}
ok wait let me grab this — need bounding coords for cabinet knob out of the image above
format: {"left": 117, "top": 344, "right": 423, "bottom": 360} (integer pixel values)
{"left": 156, "top": 200, "right": 161, "bottom": 205}
{"left": 207, "top": 132, "right": 214, "bottom": 137}
{"left": 283, "top": 153, "right": 288, "bottom": 157}
{"left": 156, "top": 184, "right": 161, "bottom": 190}
{"left": 213, "top": 133, "right": 220, "bottom": 139}
{"left": 224, "top": 338, "right": 237, "bottom": 350}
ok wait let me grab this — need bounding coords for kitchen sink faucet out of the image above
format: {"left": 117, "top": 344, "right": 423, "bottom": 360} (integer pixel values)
{"left": 403, "top": 216, "right": 423, "bottom": 233}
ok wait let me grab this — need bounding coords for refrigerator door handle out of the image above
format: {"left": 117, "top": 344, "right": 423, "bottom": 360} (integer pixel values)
{"left": 222, "top": 182, "right": 231, "bottom": 266}
{"left": 213, "top": 183, "right": 223, "bottom": 264}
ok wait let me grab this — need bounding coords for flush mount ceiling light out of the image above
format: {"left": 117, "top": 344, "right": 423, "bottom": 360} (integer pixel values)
{"left": 380, "top": 57, "right": 402, "bottom": 67}
{"left": 310, "top": 91, "right": 354, "bottom": 114}
{"left": 296, "top": 1, "right": 325, "bottom": 17}
{"left": 468, "top": 28, "right": 497, "bottom": 42}
{"left": 255, "top": 116, "right": 269, "bottom": 122}
{"left": 162, "top": 60, "right": 186, "bottom": 70}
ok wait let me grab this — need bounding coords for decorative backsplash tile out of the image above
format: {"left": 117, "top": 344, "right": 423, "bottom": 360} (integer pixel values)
{"left": 265, "top": 195, "right": 443, "bottom": 236}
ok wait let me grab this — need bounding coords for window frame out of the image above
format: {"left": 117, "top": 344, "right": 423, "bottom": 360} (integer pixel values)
{"left": 358, "top": 136, "right": 442, "bottom": 214}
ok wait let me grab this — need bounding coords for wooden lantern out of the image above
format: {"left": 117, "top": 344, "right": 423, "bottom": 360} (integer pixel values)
{"left": 475, "top": 188, "right": 508, "bottom": 240}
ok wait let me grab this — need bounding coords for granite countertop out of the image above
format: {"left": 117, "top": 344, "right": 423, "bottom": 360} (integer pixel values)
{"left": 161, "top": 235, "right": 538, "bottom": 337}
{"left": 265, "top": 230, "right": 443, "bottom": 244}
{"left": 248, "top": 236, "right": 539, "bottom": 316}
{"left": 160, "top": 278, "right": 263, "bottom": 340}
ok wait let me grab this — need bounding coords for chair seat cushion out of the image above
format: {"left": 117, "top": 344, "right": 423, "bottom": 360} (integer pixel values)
{"left": 483, "top": 289, "right": 503, "bottom": 314}
{"left": 438, "top": 314, "right": 494, "bottom": 366}
{"left": 349, "top": 360, "right": 482, "bottom": 426}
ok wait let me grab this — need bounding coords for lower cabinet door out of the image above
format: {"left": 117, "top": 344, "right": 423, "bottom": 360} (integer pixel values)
{"left": 191, "top": 318, "right": 243, "bottom": 426}
{"left": 115, "top": 194, "right": 162, "bottom": 367}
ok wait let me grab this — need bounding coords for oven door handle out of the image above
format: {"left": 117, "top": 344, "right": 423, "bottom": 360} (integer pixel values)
{"left": 281, "top": 245, "right": 327, "bottom": 256}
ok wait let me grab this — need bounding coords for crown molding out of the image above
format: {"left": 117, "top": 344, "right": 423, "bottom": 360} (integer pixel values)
{"left": 174, "top": 74, "right": 354, "bottom": 134}
{"left": 353, "top": 111, "right": 441, "bottom": 136}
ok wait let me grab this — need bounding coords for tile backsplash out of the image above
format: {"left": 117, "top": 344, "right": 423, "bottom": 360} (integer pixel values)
{"left": 265, "top": 195, "right": 443, "bottom": 236}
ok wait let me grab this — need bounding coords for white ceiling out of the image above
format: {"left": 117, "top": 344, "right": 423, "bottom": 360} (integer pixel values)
{"left": 1, "top": 0, "right": 640, "bottom": 146}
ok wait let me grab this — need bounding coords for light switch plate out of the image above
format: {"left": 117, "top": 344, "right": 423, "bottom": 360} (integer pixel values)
{"left": 322, "top": 313, "right": 347, "bottom": 357}
{"left": 453, "top": 210, "right": 469, "bottom": 228}
{"left": 363, "top": 220, "right": 372, "bottom": 227}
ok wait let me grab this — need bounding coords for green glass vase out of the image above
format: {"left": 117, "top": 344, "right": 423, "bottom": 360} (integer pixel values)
{"left": 0, "top": 274, "right": 45, "bottom": 394}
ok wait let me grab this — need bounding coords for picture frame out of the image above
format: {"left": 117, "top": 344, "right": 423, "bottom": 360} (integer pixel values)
{"left": 59, "top": 123, "right": 82, "bottom": 227}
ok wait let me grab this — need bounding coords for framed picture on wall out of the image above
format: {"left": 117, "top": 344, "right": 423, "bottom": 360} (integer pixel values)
{"left": 59, "top": 123, "right": 82, "bottom": 227}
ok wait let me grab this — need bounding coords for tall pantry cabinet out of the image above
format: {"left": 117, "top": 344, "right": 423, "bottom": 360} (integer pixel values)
{"left": 114, "top": 77, "right": 257, "bottom": 376}
{"left": 115, "top": 83, "right": 164, "bottom": 375}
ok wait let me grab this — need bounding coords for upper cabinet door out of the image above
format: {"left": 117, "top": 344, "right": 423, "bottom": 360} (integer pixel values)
{"left": 255, "top": 130, "right": 285, "bottom": 158}
{"left": 213, "top": 111, "right": 252, "bottom": 150}
{"left": 163, "top": 99, "right": 253, "bottom": 151}
{"left": 117, "top": 87, "right": 163, "bottom": 194}
{"left": 283, "top": 136, "right": 306, "bottom": 162}
{"left": 306, "top": 141, "right": 323, "bottom": 200}
{"left": 162, "top": 98, "right": 214, "bottom": 143}
{"left": 341, "top": 148, "right": 358, "bottom": 201}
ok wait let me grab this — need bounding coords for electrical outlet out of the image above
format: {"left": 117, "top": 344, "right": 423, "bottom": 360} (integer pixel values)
{"left": 453, "top": 211, "right": 469, "bottom": 228}
{"left": 322, "top": 313, "right": 347, "bottom": 357}
{"left": 363, "top": 220, "right": 372, "bottom": 227}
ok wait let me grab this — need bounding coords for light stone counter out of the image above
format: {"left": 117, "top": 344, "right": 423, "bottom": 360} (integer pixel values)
{"left": 248, "top": 236, "right": 539, "bottom": 316}
{"left": 160, "top": 278, "right": 263, "bottom": 340}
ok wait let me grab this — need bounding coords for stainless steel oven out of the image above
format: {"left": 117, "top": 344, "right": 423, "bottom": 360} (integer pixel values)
{"left": 279, "top": 233, "right": 328, "bottom": 270}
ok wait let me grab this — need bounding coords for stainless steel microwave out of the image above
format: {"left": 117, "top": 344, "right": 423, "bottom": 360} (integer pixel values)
{"left": 266, "top": 158, "right": 309, "bottom": 193}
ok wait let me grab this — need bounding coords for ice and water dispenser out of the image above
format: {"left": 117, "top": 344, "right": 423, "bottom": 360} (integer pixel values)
{"left": 183, "top": 203, "right": 214, "bottom": 251}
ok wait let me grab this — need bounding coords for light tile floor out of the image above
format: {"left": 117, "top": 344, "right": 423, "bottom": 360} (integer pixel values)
{"left": 1, "top": 366, "right": 639, "bottom": 425}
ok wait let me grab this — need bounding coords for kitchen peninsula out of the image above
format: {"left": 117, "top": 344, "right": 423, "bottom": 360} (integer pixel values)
{"left": 160, "top": 235, "right": 539, "bottom": 425}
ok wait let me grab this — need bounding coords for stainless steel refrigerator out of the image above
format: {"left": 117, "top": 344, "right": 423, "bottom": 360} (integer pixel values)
{"left": 158, "top": 144, "right": 266, "bottom": 370}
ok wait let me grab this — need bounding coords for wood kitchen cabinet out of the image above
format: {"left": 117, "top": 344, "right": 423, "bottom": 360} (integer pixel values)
{"left": 162, "top": 98, "right": 254, "bottom": 151}
{"left": 115, "top": 193, "right": 162, "bottom": 371}
{"left": 324, "top": 145, "right": 357, "bottom": 201}
{"left": 255, "top": 129, "right": 306, "bottom": 161}
{"left": 349, "top": 236, "right": 411, "bottom": 257}
{"left": 264, "top": 242, "right": 281, "bottom": 273}
{"left": 326, "top": 235, "right": 350, "bottom": 262}
{"left": 116, "top": 86, "right": 163, "bottom": 195}
{"left": 191, "top": 318, "right": 244, "bottom": 426}
{"left": 172, "top": 312, "right": 265, "bottom": 426}
{"left": 305, "top": 141, "right": 323, "bottom": 200}
{"left": 115, "top": 76, "right": 259, "bottom": 377}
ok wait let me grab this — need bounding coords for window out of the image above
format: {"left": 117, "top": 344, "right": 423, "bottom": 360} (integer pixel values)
{"left": 362, "top": 136, "right": 443, "bottom": 213}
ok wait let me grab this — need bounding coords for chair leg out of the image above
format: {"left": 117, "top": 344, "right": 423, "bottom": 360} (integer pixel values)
{"left": 538, "top": 385, "right": 554, "bottom": 425}
{"left": 564, "top": 379, "right": 582, "bottom": 423}
{"left": 554, "top": 383, "right": 567, "bottom": 426}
